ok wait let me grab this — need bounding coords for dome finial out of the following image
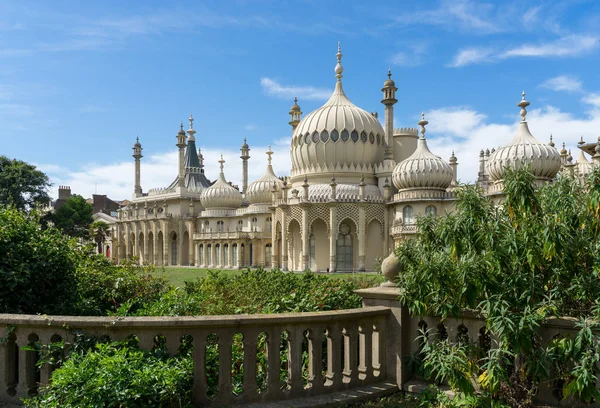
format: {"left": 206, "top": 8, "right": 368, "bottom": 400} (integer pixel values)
{"left": 189, "top": 113, "right": 194, "bottom": 130}
{"left": 335, "top": 42, "right": 343, "bottom": 80}
{"left": 266, "top": 145, "right": 273, "bottom": 165}
{"left": 180, "top": 122, "right": 184, "bottom": 131}
{"left": 387, "top": 68, "right": 392, "bottom": 79}
{"left": 136, "top": 136, "right": 139, "bottom": 143}
{"left": 518, "top": 91, "right": 530, "bottom": 122}
{"left": 418, "top": 112, "right": 428, "bottom": 139}
{"left": 219, "top": 154, "right": 225, "bottom": 173}
{"left": 578, "top": 136, "right": 585, "bottom": 145}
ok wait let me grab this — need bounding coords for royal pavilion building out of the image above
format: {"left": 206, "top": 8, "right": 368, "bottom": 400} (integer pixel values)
{"left": 108, "top": 45, "right": 600, "bottom": 272}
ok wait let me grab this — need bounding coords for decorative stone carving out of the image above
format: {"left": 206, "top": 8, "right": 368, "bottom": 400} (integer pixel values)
{"left": 380, "top": 251, "right": 402, "bottom": 287}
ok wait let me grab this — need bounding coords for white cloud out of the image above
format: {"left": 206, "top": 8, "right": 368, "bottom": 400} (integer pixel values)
{"left": 501, "top": 35, "right": 599, "bottom": 58}
{"left": 390, "top": 42, "right": 429, "bottom": 67}
{"left": 449, "top": 35, "right": 600, "bottom": 67}
{"left": 244, "top": 124, "right": 257, "bottom": 131}
{"left": 260, "top": 78, "right": 331, "bottom": 101}
{"left": 447, "top": 47, "right": 494, "bottom": 67}
{"left": 539, "top": 75, "right": 582, "bottom": 93}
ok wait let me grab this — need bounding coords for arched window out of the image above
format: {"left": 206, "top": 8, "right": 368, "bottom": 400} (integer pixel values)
{"left": 265, "top": 244, "right": 272, "bottom": 268}
{"left": 341, "top": 129, "right": 349, "bottom": 142}
{"left": 199, "top": 244, "right": 204, "bottom": 265}
{"left": 203, "top": 220, "right": 209, "bottom": 232}
{"left": 360, "top": 131, "right": 368, "bottom": 143}
{"left": 309, "top": 234, "right": 316, "bottom": 270}
{"left": 403, "top": 206, "right": 414, "bottom": 225}
{"left": 266, "top": 216, "right": 272, "bottom": 232}
{"left": 237, "top": 220, "right": 243, "bottom": 231}
{"left": 336, "top": 223, "right": 353, "bottom": 271}
{"left": 425, "top": 205, "right": 437, "bottom": 217}
{"left": 321, "top": 130, "right": 329, "bottom": 142}
{"left": 351, "top": 130, "right": 359, "bottom": 143}
{"left": 312, "top": 131, "right": 319, "bottom": 143}
{"left": 251, "top": 217, "right": 258, "bottom": 231}
{"left": 171, "top": 233, "right": 178, "bottom": 265}
{"left": 207, "top": 244, "right": 212, "bottom": 265}
{"left": 369, "top": 132, "right": 374, "bottom": 144}
{"left": 232, "top": 244, "right": 238, "bottom": 266}
{"left": 215, "top": 244, "right": 221, "bottom": 265}
{"left": 217, "top": 220, "right": 224, "bottom": 232}
{"left": 223, "top": 244, "right": 229, "bottom": 266}
{"left": 304, "top": 133, "right": 311, "bottom": 145}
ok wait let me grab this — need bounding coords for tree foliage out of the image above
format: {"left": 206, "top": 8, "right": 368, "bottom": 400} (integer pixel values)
{"left": 52, "top": 194, "right": 93, "bottom": 238}
{"left": 396, "top": 167, "right": 600, "bottom": 406}
{"left": 0, "top": 155, "right": 50, "bottom": 210}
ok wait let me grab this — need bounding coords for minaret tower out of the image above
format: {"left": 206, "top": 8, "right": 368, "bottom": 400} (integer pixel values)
{"left": 187, "top": 113, "right": 196, "bottom": 142}
{"left": 132, "top": 137, "right": 143, "bottom": 197}
{"left": 240, "top": 138, "right": 250, "bottom": 194}
{"left": 381, "top": 69, "right": 398, "bottom": 160}
{"left": 289, "top": 97, "right": 302, "bottom": 130}
{"left": 176, "top": 123, "right": 187, "bottom": 191}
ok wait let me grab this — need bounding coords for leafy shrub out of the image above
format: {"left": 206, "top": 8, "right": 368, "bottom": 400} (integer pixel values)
{"left": 0, "top": 208, "right": 79, "bottom": 315}
{"left": 24, "top": 339, "right": 193, "bottom": 408}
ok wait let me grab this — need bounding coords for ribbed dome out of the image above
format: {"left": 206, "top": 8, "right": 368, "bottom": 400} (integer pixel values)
{"left": 487, "top": 93, "right": 560, "bottom": 181}
{"left": 290, "top": 45, "right": 385, "bottom": 183}
{"left": 200, "top": 157, "right": 242, "bottom": 210}
{"left": 576, "top": 149, "right": 593, "bottom": 178}
{"left": 392, "top": 115, "right": 453, "bottom": 190}
{"left": 247, "top": 148, "right": 283, "bottom": 204}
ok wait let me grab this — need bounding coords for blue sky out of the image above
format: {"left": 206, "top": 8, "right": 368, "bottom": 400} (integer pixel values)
{"left": 1, "top": 0, "right": 600, "bottom": 200}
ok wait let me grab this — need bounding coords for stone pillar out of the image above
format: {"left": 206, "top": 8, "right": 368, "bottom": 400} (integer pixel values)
{"left": 384, "top": 206, "right": 390, "bottom": 257}
{"left": 133, "top": 223, "right": 139, "bottom": 263}
{"left": 202, "top": 244, "right": 207, "bottom": 267}
{"left": 187, "top": 220, "right": 195, "bottom": 266}
{"left": 125, "top": 223, "right": 131, "bottom": 259}
{"left": 355, "top": 287, "right": 408, "bottom": 391}
{"left": 194, "top": 243, "right": 200, "bottom": 268}
{"left": 142, "top": 222, "right": 149, "bottom": 264}
{"left": 176, "top": 219, "right": 183, "bottom": 266}
{"left": 228, "top": 243, "right": 233, "bottom": 268}
{"left": 271, "top": 210, "right": 277, "bottom": 268}
{"left": 152, "top": 221, "right": 159, "bottom": 265}
{"left": 329, "top": 205, "right": 337, "bottom": 272}
{"left": 358, "top": 205, "right": 366, "bottom": 272}
{"left": 302, "top": 206, "right": 309, "bottom": 271}
{"left": 161, "top": 219, "right": 169, "bottom": 266}
{"left": 237, "top": 242, "right": 242, "bottom": 269}
{"left": 210, "top": 244, "right": 216, "bottom": 268}
{"left": 116, "top": 224, "right": 122, "bottom": 263}
{"left": 281, "top": 209, "right": 288, "bottom": 271}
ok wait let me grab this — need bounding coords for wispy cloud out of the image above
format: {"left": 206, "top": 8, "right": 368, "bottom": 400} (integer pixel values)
{"left": 260, "top": 78, "right": 331, "bottom": 101}
{"left": 244, "top": 124, "right": 257, "bottom": 131}
{"left": 449, "top": 35, "right": 600, "bottom": 67}
{"left": 539, "top": 75, "right": 582, "bottom": 93}
{"left": 390, "top": 42, "right": 429, "bottom": 67}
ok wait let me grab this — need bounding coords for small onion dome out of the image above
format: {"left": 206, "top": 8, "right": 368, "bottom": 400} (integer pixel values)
{"left": 487, "top": 92, "right": 561, "bottom": 181}
{"left": 133, "top": 136, "right": 141, "bottom": 148}
{"left": 200, "top": 155, "right": 242, "bottom": 210}
{"left": 383, "top": 68, "right": 395, "bottom": 87}
{"left": 560, "top": 142, "right": 568, "bottom": 156}
{"left": 290, "top": 97, "right": 301, "bottom": 113}
{"left": 576, "top": 149, "right": 593, "bottom": 177}
{"left": 241, "top": 137, "right": 249, "bottom": 150}
{"left": 246, "top": 146, "right": 284, "bottom": 204}
{"left": 392, "top": 113, "right": 453, "bottom": 190}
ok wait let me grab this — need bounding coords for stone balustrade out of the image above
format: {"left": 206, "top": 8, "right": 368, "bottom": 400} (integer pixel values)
{"left": 0, "top": 306, "right": 391, "bottom": 407}
{"left": 194, "top": 230, "right": 271, "bottom": 240}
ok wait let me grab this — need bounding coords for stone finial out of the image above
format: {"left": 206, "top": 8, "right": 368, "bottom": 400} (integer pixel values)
{"left": 266, "top": 145, "right": 273, "bottom": 165}
{"left": 189, "top": 113, "right": 194, "bottom": 130}
{"left": 335, "top": 42, "right": 343, "bottom": 80}
{"left": 548, "top": 134, "right": 555, "bottom": 147}
{"left": 449, "top": 150, "right": 457, "bottom": 163}
{"left": 518, "top": 91, "right": 530, "bottom": 122}
{"left": 560, "top": 142, "right": 567, "bottom": 156}
{"left": 380, "top": 251, "right": 402, "bottom": 287}
{"left": 578, "top": 136, "right": 585, "bottom": 146}
{"left": 418, "top": 112, "right": 428, "bottom": 139}
{"left": 218, "top": 154, "right": 225, "bottom": 173}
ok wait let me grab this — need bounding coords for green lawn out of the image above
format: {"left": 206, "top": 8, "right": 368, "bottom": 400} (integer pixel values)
{"left": 153, "top": 266, "right": 384, "bottom": 287}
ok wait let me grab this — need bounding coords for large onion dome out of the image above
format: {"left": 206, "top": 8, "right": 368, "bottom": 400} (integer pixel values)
{"left": 392, "top": 114, "right": 453, "bottom": 190}
{"left": 200, "top": 156, "right": 242, "bottom": 210}
{"left": 246, "top": 146, "right": 284, "bottom": 204}
{"left": 290, "top": 44, "right": 385, "bottom": 183}
{"left": 487, "top": 92, "right": 561, "bottom": 181}
{"left": 576, "top": 149, "right": 593, "bottom": 178}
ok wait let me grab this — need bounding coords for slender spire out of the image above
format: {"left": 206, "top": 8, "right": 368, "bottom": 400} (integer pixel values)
{"left": 578, "top": 136, "right": 585, "bottom": 146}
{"left": 518, "top": 91, "right": 530, "bottom": 122}
{"left": 335, "top": 42, "right": 343, "bottom": 81}
{"left": 187, "top": 113, "right": 196, "bottom": 142}
{"left": 266, "top": 145, "right": 273, "bottom": 166}
{"left": 219, "top": 154, "right": 225, "bottom": 173}
{"left": 387, "top": 68, "right": 391, "bottom": 79}
{"left": 418, "top": 112, "right": 428, "bottom": 139}
{"left": 189, "top": 113, "right": 194, "bottom": 130}
{"left": 548, "top": 134, "right": 555, "bottom": 147}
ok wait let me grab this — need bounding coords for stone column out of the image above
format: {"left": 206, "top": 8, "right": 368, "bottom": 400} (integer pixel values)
{"left": 116, "top": 224, "right": 122, "bottom": 263}
{"left": 329, "top": 205, "right": 337, "bottom": 272}
{"left": 237, "top": 241, "right": 243, "bottom": 269}
{"left": 142, "top": 222, "right": 149, "bottom": 264}
{"left": 210, "top": 244, "right": 216, "bottom": 268}
{"left": 152, "top": 221, "right": 159, "bottom": 265}
{"left": 228, "top": 243, "right": 233, "bottom": 268}
{"left": 125, "top": 223, "right": 131, "bottom": 260}
{"left": 161, "top": 219, "right": 169, "bottom": 266}
{"left": 194, "top": 243, "right": 200, "bottom": 268}
{"left": 133, "top": 223, "right": 139, "bottom": 263}
{"left": 177, "top": 219, "right": 184, "bottom": 266}
{"left": 302, "top": 206, "right": 309, "bottom": 271}
{"left": 281, "top": 209, "right": 288, "bottom": 271}
{"left": 384, "top": 206, "right": 390, "bottom": 256}
{"left": 187, "top": 220, "right": 195, "bottom": 266}
{"left": 271, "top": 210, "right": 277, "bottom": 268}
{"left": 358, "top": 205, "right": 366, "bottom": 272}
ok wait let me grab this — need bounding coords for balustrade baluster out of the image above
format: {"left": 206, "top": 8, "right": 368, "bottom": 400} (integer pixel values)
{"left": 362, "top": 324, "right": 374, "bottom": 383}
{"left": 374, "top": 317, "right": 386, "bottom": 379}
{"left": 138, "top": 332, "right": 155, "bottom": 351}
{"left": 325, "top": 326, "right": 342, "bottom": 390}
{"left": 218, "top": 330, "right": 234, "bottom": 401}
{"left": 242, "top": 330, "right": 258, "bottom": 401}
{"left": 15, "top": 332, "right": 36, "bottom": 398}
{"left": 192, "top": 332, "right": 208, "bottom": 406}
{"left": 342, "top": 324, "right": 359, "bottom": 386}
{"left": 307, "top": 327, "right": 324, "bottom": 395}
{"left": 0, "top": 331, "right": 10, "bottom": 400}
{"left": 288, "top": 327, "right": 304, "bottom": 396}
{"left": 166, "top": 333, "right": 181, "bottom": 357}
{"left": 265, "top": 327, "right": 282, "bottom": 400}
{"left": 38, "top": 332, "right": 53, "bottom": 386}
